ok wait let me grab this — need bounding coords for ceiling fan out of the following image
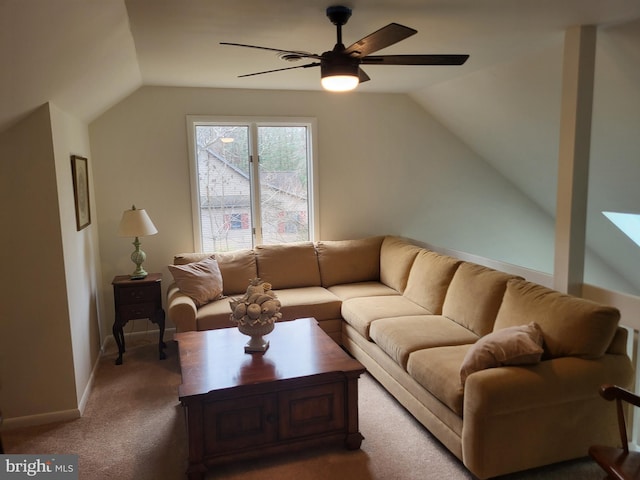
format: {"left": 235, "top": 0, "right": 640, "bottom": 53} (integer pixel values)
{"left": 220, "top": 5, "right": 469, "bottom": 92}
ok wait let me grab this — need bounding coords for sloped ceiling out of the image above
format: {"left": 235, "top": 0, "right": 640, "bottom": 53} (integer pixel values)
{"left": 3, "top": 0, "right": 640, "bottom": 291}
{"left": 0, "top": 0, "right": 141, "bottom": 132}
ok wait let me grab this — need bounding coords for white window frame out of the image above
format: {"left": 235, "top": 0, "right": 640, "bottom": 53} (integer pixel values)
{"left": 186, "top": 115, "right": 320, "bottom": 252}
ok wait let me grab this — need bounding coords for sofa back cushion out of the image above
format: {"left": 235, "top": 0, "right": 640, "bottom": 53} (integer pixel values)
{"left": 174, "top": 249, "right": 258, "bottom": 296}
{"left": 255, "top": 242, "right": 321, "bottom": 289}
{"left": 494, "top": 278, "right": 621, "bottom": 359}
{"left": 379, "top": 236, "right": 422, "bottom": 293}
{"left": 316, "top": 236, "right": 384, "bottom": 287}
{"left": 215, "top": 249, "right": 258, "bottom": 295}
{"left": 442, "top": 262, "right": 517, "bottom": 337}
{"left": 403, "top": 250, "right": 461, "bottom": 314}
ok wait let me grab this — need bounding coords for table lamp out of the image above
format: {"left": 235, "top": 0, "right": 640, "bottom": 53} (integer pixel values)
{"left": 118, "top": 205, "right": 158, "bottom": 279}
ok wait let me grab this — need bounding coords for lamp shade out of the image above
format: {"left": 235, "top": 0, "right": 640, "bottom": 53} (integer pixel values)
{"left": 118, "top": 205, "right": 158, "bottom": 237}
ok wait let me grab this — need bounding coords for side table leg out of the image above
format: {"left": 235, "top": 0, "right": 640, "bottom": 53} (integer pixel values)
{"left": 157, "top": 309, "right": 167, "bottom": 360}
{"left": 112, "top": 322, "right": 125, "bottom": 365}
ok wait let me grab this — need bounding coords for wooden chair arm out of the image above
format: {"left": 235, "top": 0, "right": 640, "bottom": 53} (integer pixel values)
{"left": 600, "top": 384, "right": 640, "bottom": 408}
{"left": 590, "top": 384, "right": 640, "bottom": 478}
{"left": 599, "top": 384, "right": 640, "bottom": 455}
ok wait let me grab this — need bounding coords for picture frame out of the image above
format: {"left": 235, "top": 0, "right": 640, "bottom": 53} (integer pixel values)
{"left": 71, "top": 155, "right": 91, "bottom": 231}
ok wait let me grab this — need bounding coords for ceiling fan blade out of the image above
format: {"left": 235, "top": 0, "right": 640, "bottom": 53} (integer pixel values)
{"left": 220, "top": 42, "right": 321, "bottom": 60}
{"left": 361, "top": 54, "right": 469, "bottom": 66}
{"left": 344, "top": 23, "right": 417, "bottom": 57}
{"left": 359, "top": 68, "right": 370, "bottom": 83}
{"left": 237, "top": 63, "right": 320, "bottom": 78}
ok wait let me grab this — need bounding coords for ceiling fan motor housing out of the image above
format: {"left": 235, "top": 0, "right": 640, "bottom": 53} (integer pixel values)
{"left": 320, "top": 50, "right": 360, "bottom": 78}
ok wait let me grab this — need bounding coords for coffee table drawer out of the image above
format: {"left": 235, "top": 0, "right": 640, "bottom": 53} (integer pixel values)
{"left": 203, "top": 394, "right": 278, "bottom": 454}
{"left": 279, "top": 382, "right": 345, "bottom": 439}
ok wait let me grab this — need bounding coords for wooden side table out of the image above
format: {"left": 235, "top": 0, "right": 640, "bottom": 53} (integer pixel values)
{"left": 112, "top": 273, "right": 166, "bottom": 365}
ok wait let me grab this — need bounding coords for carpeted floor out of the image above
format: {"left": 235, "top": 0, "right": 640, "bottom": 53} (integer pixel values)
{"left": 3, "top": 338, "right": 605, "bottom": 479}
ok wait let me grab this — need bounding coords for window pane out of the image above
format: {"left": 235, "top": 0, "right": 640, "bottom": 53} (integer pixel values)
{"left": 195, "top": 125, "right": 253, "bottom": 252}
{"left": 258, "top": 126, "right": 310, "bottom": 244}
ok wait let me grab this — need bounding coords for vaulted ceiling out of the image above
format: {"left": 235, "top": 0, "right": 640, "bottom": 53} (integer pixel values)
{"left": 3, "top": 0, "right": 640, "bottom": 292}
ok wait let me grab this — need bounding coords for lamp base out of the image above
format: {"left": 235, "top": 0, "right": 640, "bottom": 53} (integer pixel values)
{"left": 130, "top": 238, "right": 148, "bottom": 280}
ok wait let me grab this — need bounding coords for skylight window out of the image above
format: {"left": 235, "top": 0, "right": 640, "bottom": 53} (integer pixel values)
{"left": 603, "top": 211, "right": 640, "bottom": 247}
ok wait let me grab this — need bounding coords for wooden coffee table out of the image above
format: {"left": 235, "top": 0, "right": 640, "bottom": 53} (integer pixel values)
{"left": 175, "top": 317, "right": 366, "bottom": 480}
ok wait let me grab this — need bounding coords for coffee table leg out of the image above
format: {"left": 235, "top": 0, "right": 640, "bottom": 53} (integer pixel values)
{"left": 186, "top": 465, "right": 206, "bottom": 480}
{"left": 346, "top": 431, "right": 364, "bottom": 449}
{"left": 183, "top": 400, "right": 207, "bottom": 479}
{"left": 345, "top": 375, "right": 363, "bottom": 449}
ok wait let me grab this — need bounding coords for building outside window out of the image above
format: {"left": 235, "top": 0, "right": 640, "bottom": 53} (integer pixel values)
{"left": 187, "top": 117, "right": 318, "bottom": 252}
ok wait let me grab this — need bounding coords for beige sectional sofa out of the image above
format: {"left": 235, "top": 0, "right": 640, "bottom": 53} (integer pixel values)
{"left": 167, "top": 235, "right": 634, "bottom": 479}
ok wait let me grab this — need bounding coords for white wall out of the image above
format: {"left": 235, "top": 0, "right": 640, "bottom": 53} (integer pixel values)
{"left": 0, "top": 103, "right": 102, "bottom": 425}
{"left": 0, "top": 104, "right": 78, "bottom": 422}
{"left": 89, "top": 86, "right": 569, "bottom": 340}
{"left": 50, "top": 104, "right": 103, "bottom": 411}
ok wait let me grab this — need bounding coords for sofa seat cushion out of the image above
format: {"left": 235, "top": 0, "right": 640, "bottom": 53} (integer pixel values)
{"left": 407, "top": 345, "right": 471, "bottom": 416}
{"left": 196, "top": 298, "right": 236, "bottom": 331}
{"left": 403, "top": 250, "right": 461, "bottom": 314}
{"left": 255, "top": 242, "right": 321, "bottom": 289}
{"left": 370, "top": 315, "right": 479, "bottom": 369}
{"left": 328, "top": 281, "right": 399, "bottom": 301}
{"left": 268, "top": 287, "right": 342, "bottom": 322}
{"left": 379, "top": 236, "right": 422, "bottom": 293}
{"left": 316, "top": 236, "right": 383, "bottom": 287}
{"left": 442, "top": 262, "right": 518, "bottom": 337}
{"left": 494, "top": 278, "right": 621, "bottom": 359}
{"left": 197, "top": 286, "right": 341, "bottom": 330}
{"left": 341, "top": 296, "right": 430, "bottom": 340}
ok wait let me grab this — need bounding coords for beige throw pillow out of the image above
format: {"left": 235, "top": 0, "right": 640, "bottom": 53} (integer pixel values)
{"left": 459, "top": 322, "right": 544, "bottom": 385}
{"left": 168, "top": 256, "right": 223, "bottom": 307}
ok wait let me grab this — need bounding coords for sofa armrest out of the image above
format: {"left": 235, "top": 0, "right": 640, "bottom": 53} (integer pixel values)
{"left": 461, "top": 354, "right": 634, "bottom": 479}
{"left": 464, "top": 354, "right": 633, "bottom": 415}
{"left": 167, "top": 283, "right": 198, "bottom": 332}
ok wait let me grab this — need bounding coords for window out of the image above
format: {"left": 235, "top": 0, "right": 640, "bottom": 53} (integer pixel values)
{"left": 225, "top": 213, "right": 248, "bottom": 230}
{"left": 603, "top": 211, "right": 640, "bottom": 248}
{"left": 187, "top": 117, "right": 318, "bottom": 252}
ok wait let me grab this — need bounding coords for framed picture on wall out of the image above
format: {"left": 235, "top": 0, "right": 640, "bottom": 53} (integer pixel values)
{"left": 71, "top": 155, "right": 91, "bottom": 231}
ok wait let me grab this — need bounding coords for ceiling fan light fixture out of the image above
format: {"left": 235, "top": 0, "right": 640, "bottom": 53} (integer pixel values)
{"left": 321, "top": 61, "right": 359, "bottom": 92}
{"left": 321, "top": 74, "right": 359, "bottom": 92}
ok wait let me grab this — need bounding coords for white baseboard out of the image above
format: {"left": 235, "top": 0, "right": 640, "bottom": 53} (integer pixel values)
{"left": 1, "top": 329, "right": 177, "bottom": 431}
{"left": 2, "top": 408, "right": 81, "bottom": 431}
{"left": 76, "top": 347, "right": 103, "bottom": 416}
